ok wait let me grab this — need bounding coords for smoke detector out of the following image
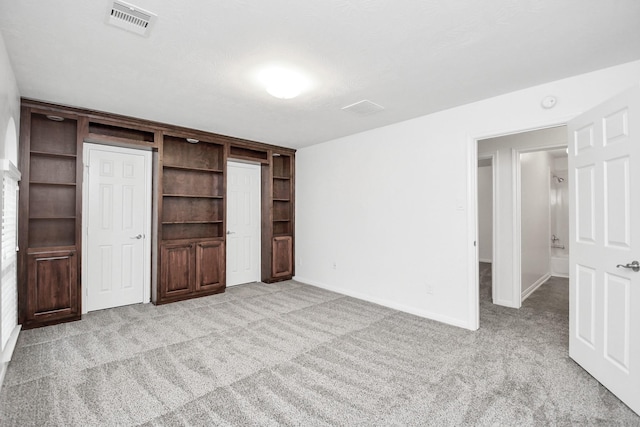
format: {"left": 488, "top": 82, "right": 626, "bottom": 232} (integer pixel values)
{"left": 106, "top": 1, "right": 157, "bottom": 37}
{"left": 342, "top": 100, "right": 385, "bottom": 116}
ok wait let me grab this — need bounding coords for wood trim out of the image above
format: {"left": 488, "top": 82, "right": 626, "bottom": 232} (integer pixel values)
{"left": 227, "top": 153, "right": 270, "bottom": 164}
{"left": 76, "top": 117, "right": 87, "bottom": 316}
{"left": 290, "top": 152, "right": 296, "bottom": 278}
{"left": 22, "top": 98, "right": 296, "bottom": 155}
{"left": 261, "top": 152, "right": 274, "bottom": 281}
{"left": 85, "top": 133, "right": 158, "bottom": 149}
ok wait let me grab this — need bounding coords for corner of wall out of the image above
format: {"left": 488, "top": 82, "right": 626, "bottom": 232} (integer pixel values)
{"left": 0, "top": 324, "right": 21, "bottom": 389}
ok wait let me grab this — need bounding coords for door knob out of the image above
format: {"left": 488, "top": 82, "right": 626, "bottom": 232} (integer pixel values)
{"left": 616, "top": 260, "right": 640, "bottom": 272}
{"left": 130, "top": 234, "right": 143, "bottom": 240}
{"left": 226, "top": 231, "right": 235, "bottom": 235}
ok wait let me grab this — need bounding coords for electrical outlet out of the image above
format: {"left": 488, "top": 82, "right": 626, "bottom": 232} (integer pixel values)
{"left": 426, "top": 284, "right": 434, "bottom": 295}
{"left": 332, "top": 261, "right": 337, "bottom": 270}
{"left": 298, "top": 257, "right": 303, "bottom": 266}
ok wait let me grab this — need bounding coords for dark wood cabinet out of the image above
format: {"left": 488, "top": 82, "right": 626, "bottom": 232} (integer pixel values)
{"left": 195, "top": 240, "right": 225, "bottom": 292}
{"left": 272, "top": 236, "right": 293, "bottom": 278}
{"left": 262, "top": 152, "right": 295, "bottom": 282}
{"left": 155, "top": 134, "right": 227, "bottom": 303}
{"left": 158, "top": 240, "right": 225, "bottom": 301}
{"left": 25, "top": 249, "right": 78, "bottom": 325}
{"left": 19, "top": 99, "right": 296, "bottom": 322}
{"left": 160, "top": 242, "right": 194, "bottom": 298}
{"left": 19, "top": 108, "right": 83, "bottom": 328}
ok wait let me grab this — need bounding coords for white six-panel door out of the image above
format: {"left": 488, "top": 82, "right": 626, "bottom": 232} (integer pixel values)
{"left": 84, "top": 144, "right": 151, "bottom": 312}
{"left": 568, "top": 84, "right": 640, "bottom": 414}
{"left": 226, "top": 162, "right": 261, "bottom": 286}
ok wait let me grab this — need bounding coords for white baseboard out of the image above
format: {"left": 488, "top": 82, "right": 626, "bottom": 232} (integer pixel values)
{"left": 0, "top": 324, "right": 21, "bottom": 389}
{"left": 521, "top": 273, "right": 551, "bottom": 302}
{"left": 294, "top": 276, "right": 472, "bottom": 330}
{"left": 551, "top": 273, "right": 569, "bottom": 278}
{"left": 478, "top": 258, "right": 492, "bottom": 263}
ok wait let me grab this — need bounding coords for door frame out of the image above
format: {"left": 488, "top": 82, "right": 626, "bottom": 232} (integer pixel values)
{"left": 226, "top": 160, "right": 262, "bottom": 285}
{"left": 81, "top": 142, "right": 153, "bottom": 314}
{"left": 477, "top": 153, "right": 498, "bottom": 304}
{"left": 468, "top": 115, "right": 576, "bottom": 330}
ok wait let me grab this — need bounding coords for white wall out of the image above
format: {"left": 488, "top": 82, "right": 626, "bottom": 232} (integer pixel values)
{"left": 477, "top": 164, "right": 493, "bottom": 263}
{"left": 0, "top": 30, "right": 21, "bottom": 385}
{"left": 0, "top": 34, "right": 19, "bottom": 165}
{"left": 519, "top": 151, "right": 552, "bottom": 299}
{"left": 296, "top": 59, "right": 640, "bottom": 330}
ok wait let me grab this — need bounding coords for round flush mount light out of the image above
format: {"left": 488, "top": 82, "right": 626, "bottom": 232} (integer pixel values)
{"left": 186, "top": 138, "right": 199, "bottom": 144}
{"left": 257, "top": 65, "right": 311, "bottom": 99}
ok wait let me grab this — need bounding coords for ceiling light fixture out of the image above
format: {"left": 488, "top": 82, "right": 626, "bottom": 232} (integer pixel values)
{"left": 257, "top": 66, "right": 310, "bottom": 100}
{"left": 186, "top": 138, "right": 199, "bottom": 144}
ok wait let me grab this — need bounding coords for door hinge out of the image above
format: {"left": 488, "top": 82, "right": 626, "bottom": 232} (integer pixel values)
{"left": 474, "top": 241, "right": 476, "bottom": 247}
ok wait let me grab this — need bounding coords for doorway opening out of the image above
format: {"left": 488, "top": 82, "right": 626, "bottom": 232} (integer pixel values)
{"left": 475, "top": 125, "right": 568, "bottom": 322}
{"left": 469, "top": 85, "right": 640, "bottom": 414}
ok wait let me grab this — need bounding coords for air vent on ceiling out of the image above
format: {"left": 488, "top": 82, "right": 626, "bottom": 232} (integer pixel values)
{"left": 341, "top": 100, "right": 385, "bottom": 116}
{"left": 106, "top": 0, "right": 157, "bottom": 37}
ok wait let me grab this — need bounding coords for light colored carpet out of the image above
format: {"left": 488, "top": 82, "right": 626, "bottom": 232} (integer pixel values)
{"left": 1, "top": 265, "right": 638, "bottom": 426}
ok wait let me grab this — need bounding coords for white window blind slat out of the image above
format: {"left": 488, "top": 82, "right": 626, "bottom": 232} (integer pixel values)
{"left": 1, "top": 173, "right": 19, "bottom": 351}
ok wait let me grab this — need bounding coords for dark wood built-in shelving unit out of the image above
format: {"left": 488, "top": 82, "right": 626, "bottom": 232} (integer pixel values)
{"left": 154, "top": 135, "right": 227, "bottom": 304}
{"left": 19, "top": 110, "right": 82, "bottom": 328}
{"left": 18, "top": 99, "right": 295, "bottom": 328}
{"left": 262, "top": 153, "right": 295, "bottom": 281}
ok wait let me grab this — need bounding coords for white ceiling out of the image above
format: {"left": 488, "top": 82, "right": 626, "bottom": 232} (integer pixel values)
{"left": 1, "top": 1, "right": 639, "bottom": 149}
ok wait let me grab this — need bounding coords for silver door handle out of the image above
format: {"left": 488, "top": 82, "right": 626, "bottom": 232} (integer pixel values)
{"left": 226, "top": 231, "right": 235, "bottom": 235}
{"left": 130, "top": 234, "right": 143, "bottom": 240}
{"left": 616, "top": 260, "right": 639, "bottom": 272}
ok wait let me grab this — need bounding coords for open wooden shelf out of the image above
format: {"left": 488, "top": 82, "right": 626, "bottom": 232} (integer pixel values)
{"left": 29, "top": 182, "right": 76, "bottom": 187}
{"left": 163, "top": 164, "right": 223, "bottom": 173}
{"left": 162, "top": 220, "right": 223, "bottom": 224}
{"left": 162, "top": 168, "right": 223, "bottom": 199}
{"left": 30, "top": 151, "right": 76, "bottom": 159}
{"left": 163, "top": 135, "right": 225, "bottom": 171}
{"left": 161, "top": 223, "right": 224, "bottom": 242}
{"left": 162, "top": 194, "right": 223, "bottom": 199}
{"left": 88, "top": 121, "right": 155, "bottom": 147}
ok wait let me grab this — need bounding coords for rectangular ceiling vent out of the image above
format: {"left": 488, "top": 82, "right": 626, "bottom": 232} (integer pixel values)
{"left": 106, "top": 0, "right": 157, "bottom": 37}
{"left": 341, "top": 100, "right": 385, "bottom": 116}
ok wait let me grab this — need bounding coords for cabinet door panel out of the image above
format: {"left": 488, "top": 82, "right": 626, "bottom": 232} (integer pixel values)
{"left": 196, "top": 241, "right": 225, "bottom": 292}
{"left": 272, "top": 236, "right": 293, "bottom": 278}
{"left": 161, "top": 243, "right": 194, "bottom": 297}
{"left": 27, "top": 250, "right": 78, "bottom": 322}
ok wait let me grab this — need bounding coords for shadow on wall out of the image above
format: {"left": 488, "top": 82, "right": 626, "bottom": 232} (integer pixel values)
{"left": 550, "top": 155, "right": 569, "bottom": 277}
{"left": 4, "top": 117, "right": 17, "bottom": 164}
